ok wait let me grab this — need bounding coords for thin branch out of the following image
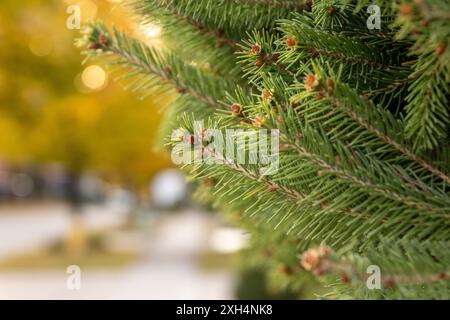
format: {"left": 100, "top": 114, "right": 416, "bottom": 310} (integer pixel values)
{"left": 324, "top": 91, "right": 450, "bottom": 185}
{"left": 283, "top": 141, "right": 448, "bottom": 219}
{"left": 206, "top": 147, "right": 369, "bottom": 220}
{"left": 236, "top": 0, "right": 308, "bottom": 10}
{"left": 153, "top": 0, "right": 240, "bottom": 49}
{"left": 107, "top": 44, "right": 219, "bottom": 108}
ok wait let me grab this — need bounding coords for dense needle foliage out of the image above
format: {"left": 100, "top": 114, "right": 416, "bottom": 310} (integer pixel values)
{"left": 79, "top": 0, "right": 450, "bottom": 299}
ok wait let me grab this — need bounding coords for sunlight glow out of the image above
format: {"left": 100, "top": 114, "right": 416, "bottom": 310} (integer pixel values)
{"left": 81, "top": 65, "right": 107, "bottom": 90}
{"left": 142, "top": 24, "right": 162, "bottom": 39}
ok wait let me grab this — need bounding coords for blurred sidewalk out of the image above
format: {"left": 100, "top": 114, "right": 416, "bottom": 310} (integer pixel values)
{"left": 0, "top": 207, "right": 235, "bottom": 299}
{"left": 0, "top": 202, "right": 128, "bottom": 259}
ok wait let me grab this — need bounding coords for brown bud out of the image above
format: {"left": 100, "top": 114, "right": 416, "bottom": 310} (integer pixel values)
{"left": 384, "top": 276, "right": 397, "bottom": 288}
{"left": 268, "top": 184, "right": 278, "bottom": 192}
{"left": 87, "top": 42, "right": 101, "bottom": 50}
{"left": 305, "top": 0, "right": 312, "bottom": 12}
{"left": 255, "top": 57, "right": 264, "bottom": 67}
{"left": 421, "top": 20, "right": 430, "bottom": 27}
{"left": 301, "top": 249, "right": 320, "bottom": 271}
{"left": 216, "top": 28, "right": 224, "bottom": 36}
{"left": 341, "top": 273, "right": 350, "bottom": 284}
{"left": 231, "top": 103, "right": 243, "bottom": 115}
{"left": 203, "top": 177, "right": 215, "bottom": 187}
{"left": 98, "top": 34, "right": 109, "bottom": 46}
{"left": 436, "top": 45, "right": 447, "bottom": 56}
{"left": 305, "top": 74, "right": 320, "bottom": 91}
{"left": 279, "top": 264, "right": 293, "bottom": 275}
{"left": 328, "top": 6, "right": 336, "bottom": 15}
{"left": 164, "top": 66, "right": 172, "bottom": 76}
{"left": 271, "top": 53, "right": 280, "bottom": 63}
{"left": 251, "top": 43, "right": 261, "bottom": 55}
{"left": 253, "top": 115, "right": 267, "bottom": 128}
{"left": 262, "top": 89, "right": 272, "bottom": 101}
{"left": 399, "top": 4, "right": 414, "bottom": 17}
{"left": 286, "top": 36, "right": 298, "bottom": 47}
{"left": 301, "top": 246, "right": 334, "bottom": 276}
{"left": 315, "top": 92, "right": 324, "bottom": 100}
{"left": 437, "top": 272, "right": 448, "bottom": 280}
{"left": 327, "top": 79, "right": 335, "bottom": 90}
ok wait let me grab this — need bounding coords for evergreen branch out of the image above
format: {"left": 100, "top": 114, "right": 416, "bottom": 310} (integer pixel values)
{"left": 296, "top": 70, "right": 450, "bottom": 185}
{"left": 328, "top": 95, "right": 450, "bottom": 186}
{"left": 131, "top": 0, "right": 297, "bottom": 41}
{"left": 236, "top": 0, "right": 309, "bottom": 10}
{"left": 80, "top": 23, "right": 227, "bottom": 109}
{"left": 412, "top": 0, "right": 450, "bottom": 21}
{"left": 86, "top": 0, "right": 450, "bottom": 300}
{"left": 361, "top": 73, "right": 416, "bottom": 98}
{"left": 171, "top": 119, "right": 370, "bottom": 224}
{"left": 283, "top": 141, "right": 449, "bottom": 217}
{"left": 404, "top": 51, "right": 450, "bottom": 151}
{"left": 277, "top": 13, "right": 406, "bottom": 70}
{"left": 197, "top": 159, "right": 372, "bottom": 223}
{"left": 394, "top": 0, "right": 450, "bottom": 150}
{"left": 109, "top": 45, "right": 217, "bottom": 107}
{"left": 311, "top": 238, "right": 450, "bottom": 299}
{"left": 302, "top": 248, "right": 449, "bottom": 287}
{"left": 137, "top": 0, "right": 240, "bottom": 48}
{"left": 237, "top": 13, "right": 413, "bottom": 97}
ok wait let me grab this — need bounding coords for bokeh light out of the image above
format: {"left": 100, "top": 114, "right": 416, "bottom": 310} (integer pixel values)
{"left": 142, "top": 24, "right": 162, "bottom": 39}
{"left": 81, "top": 65, "right": 107, "bottom": 91}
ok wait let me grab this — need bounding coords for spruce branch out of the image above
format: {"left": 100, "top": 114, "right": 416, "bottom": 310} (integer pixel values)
{"left": 308, "top": 239, "right": 450, "bottom": 299}
{"left": 236, "top": 0, "right": 310, "bottom": 10}
{"left": 276, "top": 14, "right": 411, "bottom": 91}
{"left": 395, "top": 0, "right": 450, "bottom": 151}
{"left": 131, "top": 0, "right": 297, "bottom": 41}
{"left": 290, "top": 67, "right": 450, "bottom": 186}
{"left": 282, "top": 141, "right": 450, "bottom": 218}
{"left": 135, "top": 0, "right": 241, "bottom": 49}
{"left": 404, "top": 51, "right": 450, "bottom": 151}
{"left": 79, "top": 23, "right": 229, "bottom": 109}
{"left": 325, "top": 90, "right": 450, "bottom": 186}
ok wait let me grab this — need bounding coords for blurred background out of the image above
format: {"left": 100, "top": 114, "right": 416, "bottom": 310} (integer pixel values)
{"left": 0, "top": 0, "right": 317, "bottom": 300}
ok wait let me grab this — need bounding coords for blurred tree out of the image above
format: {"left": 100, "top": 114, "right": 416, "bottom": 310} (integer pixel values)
{"left": 30, "top": 93, "right": 172, "bottom": 188}
{"left": 0, "top": 0, "right": 172, "bottom": 190}
{"left": 0, "top": 0, "right": 173, "bottom": 258}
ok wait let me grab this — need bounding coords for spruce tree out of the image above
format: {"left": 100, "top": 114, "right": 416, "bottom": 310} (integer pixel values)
{"left": 77, "top": 0, "right": 450, "bottom": 299}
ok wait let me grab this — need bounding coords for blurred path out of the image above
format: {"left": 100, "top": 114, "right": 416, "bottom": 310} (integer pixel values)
{"left": 105, "top": 211, "right": 235, "bottom": 299}
{"left": 0, "top": 203, "right": 128, "bottom": 259}
{"left": 0, "top": 209, "right": 235, "bottom": 299}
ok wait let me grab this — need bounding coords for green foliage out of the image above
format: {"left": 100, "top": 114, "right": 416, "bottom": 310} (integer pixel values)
{"left": 394, "top": 0, "right": 450, "bottom": 150}
{"left": 0, "top": 0, "right": 172, "bottom": 187}
{"left": 83, "top": 0, "right": 450, "bottom": 299}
